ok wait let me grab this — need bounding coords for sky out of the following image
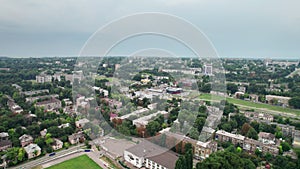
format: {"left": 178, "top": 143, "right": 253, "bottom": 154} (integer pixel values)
{"left": 0, "top": 0, "right": 300, "bottom": 59}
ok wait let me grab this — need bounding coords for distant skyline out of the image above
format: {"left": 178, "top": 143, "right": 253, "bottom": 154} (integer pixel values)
{"left": 0, "top": 0, "right": 300, "bottom": 59}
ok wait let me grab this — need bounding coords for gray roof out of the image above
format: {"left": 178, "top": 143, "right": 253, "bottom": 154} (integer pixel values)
{"left": 147, "top": 151, "right": 179, "bottom": 169}
{"left": 126, "top": 140, "right": 168, "bottom": 158}
{"left": 24, "top": 144, "right": 41, "bottom": 153}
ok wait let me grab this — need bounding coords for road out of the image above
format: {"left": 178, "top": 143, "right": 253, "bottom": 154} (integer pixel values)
{"left": 9, "top": 144, "right": 84, "bottom": 169}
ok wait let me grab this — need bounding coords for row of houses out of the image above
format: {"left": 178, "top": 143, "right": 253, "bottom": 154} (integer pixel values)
{"left": 215, "top": 130, "right": 279, "bottom": 155}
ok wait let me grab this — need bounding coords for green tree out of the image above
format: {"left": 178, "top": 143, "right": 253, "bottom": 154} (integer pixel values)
{"left": 175, "top": 155, "right": 185, "bottom": 169}
{"left": 246, "top": 127, "right": 258, "bottom": 140}
{"left": 280, "top": 142, "right": 291, "bottom": 152}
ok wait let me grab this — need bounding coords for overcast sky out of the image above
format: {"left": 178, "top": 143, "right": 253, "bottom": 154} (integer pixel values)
{"left": 0, "top": 0, "right": 300, "bottom": 58}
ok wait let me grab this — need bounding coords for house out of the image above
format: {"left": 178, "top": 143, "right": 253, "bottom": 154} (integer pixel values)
{"left": 7, "top": 98, "right": 23, "bottom": 114}
{"left": 215, "top": 130, "right": 245, "bottom": 146}
{"left": 24, "top": 144, "right": 41, "bottom": 159}
{"left": 258, "top": 132, "right": 275, "bottom": 145}
{"left": 40, "top": 129, "right": 47, "bottom": 138}
{"left": 194, "top": 140, "right": 217, "bottom": 160}
{"left": 124, "top": 141, "right": 178, "bottom": 169}
{"left": 19, "top": 134, "right": 33, "bottom": 147}
{"left": 35, "top": 98, "right": 62, "bottom": 111}
{"left": 68, "top": 132, "right": 85, "bottom": 145}
{"left": 75, "top": 118, "right": 90, "bottom": 128}
{"left": 52, "top": 138, "right": 63, "bottom": 150}
{"left": 0, "top": 132, "right": 12, "bottom": 151}
{"left": 58, "top": 123, "right": 70, "bottom": 129}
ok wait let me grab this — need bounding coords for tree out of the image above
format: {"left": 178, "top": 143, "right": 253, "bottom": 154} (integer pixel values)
{"left": 193, "top": 117, "right": 205, "bottom": 133}
{"left": 175, "top": 155, "right": 185, "bottom": 169}
{"left": 227, "top": 83, "right": 238, "bottom": 94}
{"left": 241, "top": 123, "right": 251, "bottom": 135}
{"left": 289, "top": 97, "right": 300, "bottom": 109}
{"left": 146, "top": 121, "right": 161, "bottom": 136}
{"left": 246, "top": 127, "right": 258, "bottom": 140}
{"left": 185, "top": 149, "right": 193, "bottom": 169}
{"left": 280, "top": 142, "right": 291, "bottom": 152}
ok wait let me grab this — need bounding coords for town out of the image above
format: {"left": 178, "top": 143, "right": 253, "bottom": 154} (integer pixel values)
{"left": 0, "top": 57, "right": 300, "bottom": 169}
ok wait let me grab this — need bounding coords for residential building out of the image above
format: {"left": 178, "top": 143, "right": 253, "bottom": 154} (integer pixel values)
{"left": 24, "top": 144, "right": 41, "bottom": 159}
{"left": 215, "top": 130, "right": 245, "bottom": 146}
{"left": 7, "top": 98, "right": 23, "bottom": 114}
{"left": 258, "top": 132, "right": 275, "bottom": 145}
{"left": 36, "top": 74, "right": 52, "bottom": 83}
{"left": 102, "top": 98, "right": 122, "bottom": 109}
{"left": 52, "top": 138, "right": 63, "bottom": 150}
{"left": 68, "top": 132, "right": 85, "bottom": 145}
{"left": 0, "top": 132, "right": 12, "bottom": 151}
{"left": 75, "top": 118, "right": 90, "bottom": 128}
{"left": 40, "top": 129, "right": 47, "bottom": 138}
{"left": 265, "top": 95, "right": 291, "bottom": 107}
{"left": 244, "top": 111, "right": 274, "bottom": 122}
{"left": 35, "top": 98, "right": 61, "bottom": 111}
{"left": 19, "top": 134, "right": 33, "bottom": 147}
{"left": 204, "top": 64, "right": 213, "bottom": 75}
{"left": 132, "top": 111, "right": 168, "bottom": 128}
{"left": 276, "top": 123, "right": 295, "bottom": 138}
{"left": 293, "top": 130, "right": 300, "bottom": 148}
{"left": 194, "top": 140, "right": 217, "bottom": 160}
{"left": 118, "top": 108, "right": 149, "bottom": 120}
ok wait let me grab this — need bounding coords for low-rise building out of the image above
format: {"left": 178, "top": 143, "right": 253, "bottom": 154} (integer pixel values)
{"left": 244, "top": 111, "right": 274, "bottom": 122}
{"left": 266, "top": 95, "right": 291, "bottom": 107}
{"left": 35, "top": 98, "right": 62, "bottom": 111}
{"left": 36, "top": 74, "right": 52, "bottom": 83}
{"left": 293, "top": 130, "right": 300, "bottom": 148}
{"left": 19, "top": 134, "right": 33, "bottom": 147}
{"left": 194, "top": 140, "right": 217, "bottom": 160}
{"left": 68, "top": 132, "right": 85, "bottom": 145}
{"left": 124, "top": 141, "right": 178, "bottom": 169}
{"left": 215, "top": 130, "right": 245, "bottom": 146}
{"left": 40, "top": 129, "right": 47, "bottom": 138}
{"left": 258, "top": 132, "right": 275, "bottom": 145}
{"left": 24, "top": 143, "right": 41, "bottom": 159}
{"left": 0, "top": 132, "right": 12, "bottom": 151}
{"left": 75, "top": 118, "right": 90, "bottom": 128}
{"left": 132, "top": 111, "right": 168, "bottom": 128}
{"left": 52, "top": 138, "right": 63, "bottom": 150}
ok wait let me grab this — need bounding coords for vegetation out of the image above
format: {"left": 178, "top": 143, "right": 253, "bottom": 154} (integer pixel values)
{"left": 46, "top": 155, "right": 102, "bottom": 169}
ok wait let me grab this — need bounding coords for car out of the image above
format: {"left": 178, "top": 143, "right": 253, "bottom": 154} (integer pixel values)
{"left": 84, "top": 149, "right": 91, "bottom": 152}
{"left": 49, "top": 152, "right": 56, "bottom": 156}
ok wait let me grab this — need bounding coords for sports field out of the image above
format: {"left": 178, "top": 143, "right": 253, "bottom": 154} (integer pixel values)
{"left": 46, "top": 154, "right": 102, "bottom": 169}
{"left": 199, "top": 93, "right": 300, "bottom": 115}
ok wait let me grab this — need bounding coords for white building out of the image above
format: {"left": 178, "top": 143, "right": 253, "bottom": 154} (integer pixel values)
{"left": 24, "top": 144, "right": 41, "bottom": 159}
{"left": 124, "top": 141, "right": 178, "bottom": 169}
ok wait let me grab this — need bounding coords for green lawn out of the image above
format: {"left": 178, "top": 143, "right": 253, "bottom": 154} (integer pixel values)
{"left": 199, "top": 93, "right": 300, "bottom": 115}
{"left": 46, "top": 155, "right": 102, "bottom": 169}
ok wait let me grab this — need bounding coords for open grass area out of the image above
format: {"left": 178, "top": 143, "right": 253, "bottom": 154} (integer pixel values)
{"left": 199, "top": 93, "right": 300, "bottom": 115}
{"left": 46, "top": 155, "right": 102, "bottom": 169}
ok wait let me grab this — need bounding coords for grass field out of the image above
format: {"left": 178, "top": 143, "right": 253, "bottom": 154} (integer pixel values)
{"left": 46, "top": 155, "right": 102, "bottom": 169}
{"left": 199, "top": 93, "right": 300, "bottom": 115}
